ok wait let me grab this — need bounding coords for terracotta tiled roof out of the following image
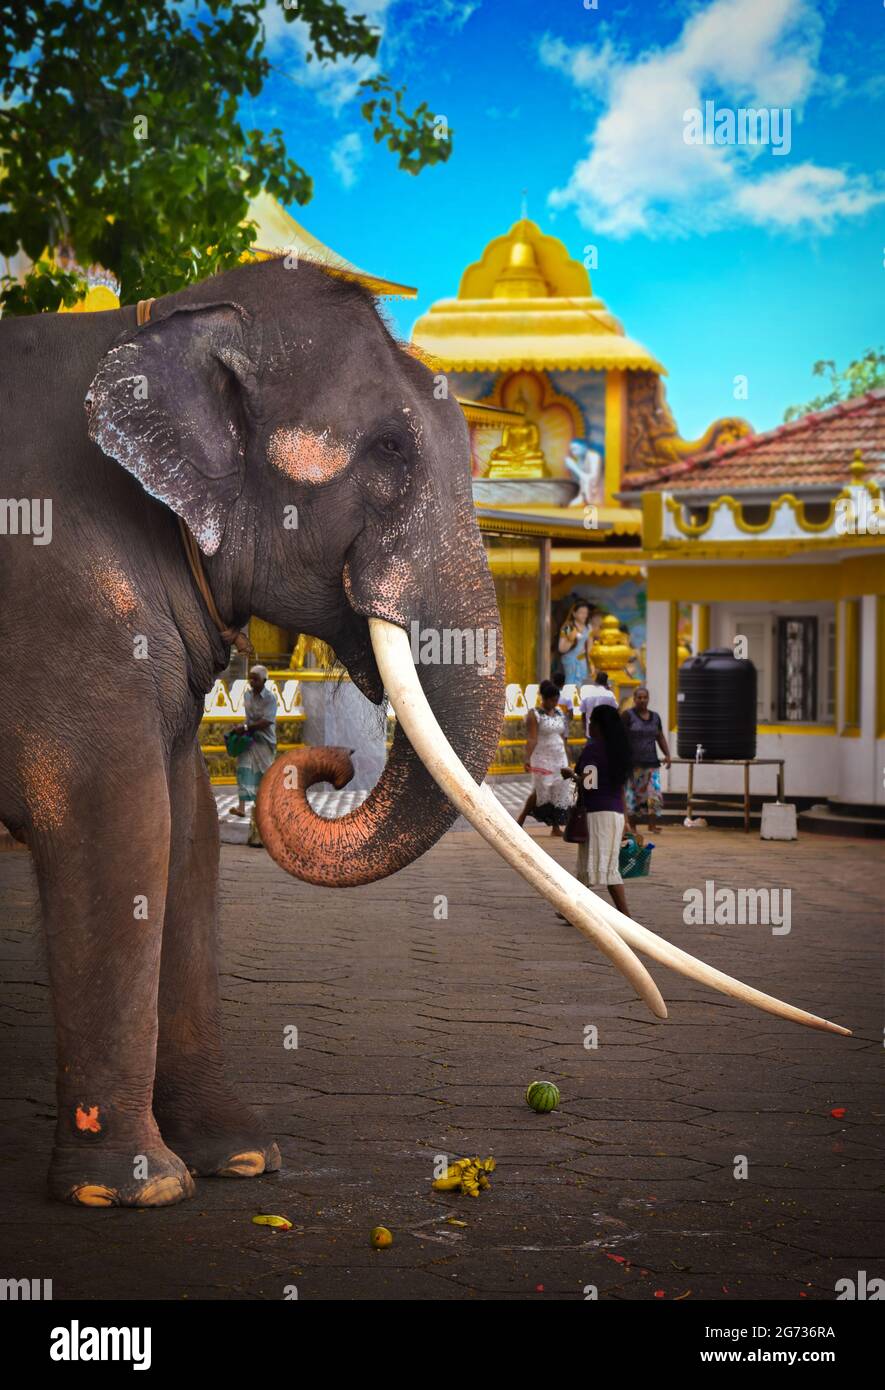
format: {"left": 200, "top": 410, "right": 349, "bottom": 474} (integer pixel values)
{"left": 636, "top": 389, "right": 885, "bottom": 493}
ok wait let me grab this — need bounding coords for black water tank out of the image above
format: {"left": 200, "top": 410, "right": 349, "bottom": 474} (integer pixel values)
{"left": 677, "top": 648, "right": 757, "bottom": 760}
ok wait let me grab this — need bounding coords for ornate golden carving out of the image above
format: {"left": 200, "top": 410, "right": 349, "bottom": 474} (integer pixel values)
{"left": 626, "top": 370, "right": 751, "bottom": 474}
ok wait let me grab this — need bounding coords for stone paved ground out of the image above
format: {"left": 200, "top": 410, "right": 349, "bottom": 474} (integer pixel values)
{"left": 0, "top": 826, "right": 881, "bottom": 1302}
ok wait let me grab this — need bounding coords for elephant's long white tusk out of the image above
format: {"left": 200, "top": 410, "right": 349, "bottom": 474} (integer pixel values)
{"left": 369, "top": 618, "right": 667, "bottom": 1019}
{"left": 369, "top": 618, "right": 851, "bottom": 1037}
{"left": 575, "top": 891, "right": 849, "bottom": 1035}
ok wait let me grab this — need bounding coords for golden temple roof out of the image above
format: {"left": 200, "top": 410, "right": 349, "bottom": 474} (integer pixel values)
{"left": 246, "top": 191, "right": 416, "bottom": 299}
{"left": 411, "top": 219, "right": 664, "bottom": 374}
{"left": 456, "top": 397, "right": 526, "bottom": 428}
{"left": 42, "top": 191, "right": 416, "bottom": 310}
{"left": 475, "top": 501, "right": 642, "bottom": 540}
{"left": 485, "top": 548, "right": 644, "bottom": 579}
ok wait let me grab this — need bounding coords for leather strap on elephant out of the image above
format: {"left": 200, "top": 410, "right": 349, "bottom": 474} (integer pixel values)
{"left": 177, "top": 517, "right": 254, "bottom": 656}
{"left": 133, "top": 296, "right": 253, "bottom": 657}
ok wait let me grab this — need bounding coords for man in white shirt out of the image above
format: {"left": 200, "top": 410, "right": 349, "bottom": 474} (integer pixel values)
{"left": 579, "top": 672, "right": 617, "bottom": 735}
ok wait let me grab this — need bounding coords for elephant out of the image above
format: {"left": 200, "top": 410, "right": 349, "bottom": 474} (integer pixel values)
{"left": 0, "top": 255, "right": 848, "bottom": 1208}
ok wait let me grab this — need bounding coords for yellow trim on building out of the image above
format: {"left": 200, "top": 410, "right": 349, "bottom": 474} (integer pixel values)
{"left": 457, "top": 398, "right": 526, "bottom": 428}
{"left": 604, "top": 370, "right": 626, "bottom": 507}
{"left": 642, "top": 491, "right": 664, "bottom": 549}
{"left": 696, "top": 603, "right": 710, "bottom": 652}
{"left": 643, "top": 535, "right": 885, "bottom": 561}
{"left": 662, "top": 489, "right": 874, "bottom": 538}
{"left": 647, "top": 560, "right": 884, "bottom": 604}
{"left": 757, "top": 723, "right": 836, "bottom": 735}
{"left": 834, "top": 600, "right": 842, "bottom": 730}
{"left": 842, "top": 597, "right": 860, "bottom": 734}
{"left": 668, "top": 600, "right": 679, "bottom": 730}
{"left": 839, "top": 554, "right": 885, "bottom": 597}
{"left": 475, "top": 503, "right": 642, "bottom": 541}
{"left": 485, "top": 546, "right": 643, "bottom": 579}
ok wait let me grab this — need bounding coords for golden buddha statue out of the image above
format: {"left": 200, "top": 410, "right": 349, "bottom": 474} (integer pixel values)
{"left": 486, "top": 393, "right": 548, "bottom": 479}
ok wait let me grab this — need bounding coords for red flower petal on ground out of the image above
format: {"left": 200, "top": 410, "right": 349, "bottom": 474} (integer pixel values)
{"left": 654, "top": 1290, "right": 665, "bottom": 1299}
{"left": 830, "top": 1107, "right": 846, "bottom": 1119}
{"left": 606, "top": 1254, "right": 626, "bottom": 1264}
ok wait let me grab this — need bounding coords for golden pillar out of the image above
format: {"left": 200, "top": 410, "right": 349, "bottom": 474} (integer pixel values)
{"left": 604, "top": 370, "right": 626, "bottom": 506}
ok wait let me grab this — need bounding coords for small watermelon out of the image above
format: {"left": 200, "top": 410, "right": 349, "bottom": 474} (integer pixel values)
{"left": 525, "top": 1080, "right": 560, "bottom": 1113}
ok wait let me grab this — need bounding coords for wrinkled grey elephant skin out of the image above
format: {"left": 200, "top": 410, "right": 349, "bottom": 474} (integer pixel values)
{"left": 0, "top": 258, "right": 505, "bottom": 1206}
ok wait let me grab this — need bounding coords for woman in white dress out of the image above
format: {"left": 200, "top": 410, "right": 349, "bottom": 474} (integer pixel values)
{"left": 516, "top": 679, "right": 574, "bottom": 836}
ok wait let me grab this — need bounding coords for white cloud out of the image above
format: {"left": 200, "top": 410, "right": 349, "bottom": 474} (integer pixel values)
{"left": 733, "top": 162, "right": 885, "bottom": 228}
{"left": 543, "top": 0, "right": 880, "bottom": 238}
{"left": 330, "top": 131, "right": 365, "bottom": 189}
{"left": 537, "top": 33, "right": 626, "bottom": 100}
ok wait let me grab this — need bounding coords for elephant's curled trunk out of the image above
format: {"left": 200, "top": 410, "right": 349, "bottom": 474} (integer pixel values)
{"left": 256, "top": 627, "right": 505, "bottom": 887}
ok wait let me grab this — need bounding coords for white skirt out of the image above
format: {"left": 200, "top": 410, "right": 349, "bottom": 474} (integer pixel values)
{"left": 577, "top": 811, "right": 624, "bottom": 885}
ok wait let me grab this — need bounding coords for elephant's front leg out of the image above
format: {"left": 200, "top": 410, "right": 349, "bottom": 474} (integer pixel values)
{"left": 38, "top": 759, "right": 194, "bottom": 1207}
{"left": 152, "top": 741, "right": 280, "bottom": 1178}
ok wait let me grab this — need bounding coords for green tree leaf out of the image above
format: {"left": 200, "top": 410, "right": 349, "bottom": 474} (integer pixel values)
{"left": 783, "top": 349, "right": 885, "bottom": 422}
{"left": 0, "top": 0, "right": 448, "bottom": 313}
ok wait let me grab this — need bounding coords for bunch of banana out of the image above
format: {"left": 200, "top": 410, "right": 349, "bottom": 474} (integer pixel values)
{"left": 432, "top": 1155, "right": 496, "bottom": 1197}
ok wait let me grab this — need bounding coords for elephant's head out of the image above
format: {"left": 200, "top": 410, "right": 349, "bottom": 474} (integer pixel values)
{"left": 84, "top": 256, "right": 849, "bottom": 1036}
{"left": 85, "top": 256, "right": 507, "bottom": 885}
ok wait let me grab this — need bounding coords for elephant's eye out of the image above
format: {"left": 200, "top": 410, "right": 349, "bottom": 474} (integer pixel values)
{"left": 378, "top": 431, "right": 405, "bottom": 459}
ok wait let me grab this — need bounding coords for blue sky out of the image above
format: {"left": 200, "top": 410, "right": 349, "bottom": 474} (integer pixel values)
{"left": 251, "top": 0, "right": 884, "bottom": 436}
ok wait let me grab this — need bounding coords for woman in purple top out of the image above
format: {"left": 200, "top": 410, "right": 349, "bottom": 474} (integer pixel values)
{"left": 563, "top": 703, "right": 632, "bottom": 916}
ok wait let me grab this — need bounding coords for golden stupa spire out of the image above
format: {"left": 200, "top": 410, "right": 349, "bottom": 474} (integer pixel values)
{"left": 492, "top": 194, "right": 548, "bottom": 299}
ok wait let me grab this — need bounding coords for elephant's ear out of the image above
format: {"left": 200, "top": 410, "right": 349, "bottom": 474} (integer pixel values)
{"left": 85, "top": 302, "right": 253, "bottom": 555}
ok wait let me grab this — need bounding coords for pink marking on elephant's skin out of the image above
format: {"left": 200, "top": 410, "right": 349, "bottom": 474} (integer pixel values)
{"left": 17, "top": 729, "right": 72, "bottom": 832}
{"left": 267, "top": 425, "right": 352, "bottom": 483}
{"left": 92, "top": 557, "right": 138, "bottom": 621}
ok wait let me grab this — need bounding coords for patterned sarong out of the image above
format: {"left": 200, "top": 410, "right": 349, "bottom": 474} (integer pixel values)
{"left": 625, "top": 766, "right": 662, "bottom": 818}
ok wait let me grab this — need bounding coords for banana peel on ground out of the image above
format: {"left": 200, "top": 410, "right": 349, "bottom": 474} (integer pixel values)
{"left": 432, "top": 1156, "right": 496, "bottom": 1197}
